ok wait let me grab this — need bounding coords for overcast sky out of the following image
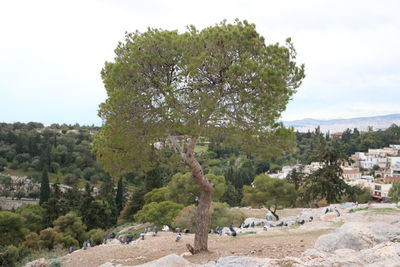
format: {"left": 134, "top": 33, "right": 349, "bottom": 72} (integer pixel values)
{"left": 1, "top": 0, "right": 399, "bottom": 125}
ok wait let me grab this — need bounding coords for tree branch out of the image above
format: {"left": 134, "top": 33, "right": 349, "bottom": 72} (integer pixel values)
{"left": 168, "top": 136, "right": 186, "bottom": 159}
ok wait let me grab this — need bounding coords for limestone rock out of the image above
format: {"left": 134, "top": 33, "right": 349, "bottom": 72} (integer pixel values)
{"left": 133, "top": 254, "right": 196, "bottom": 267}
{"left": 23, "top": 258, "right": 48, "bottom": 267}
{"left": 214, "top": 256, "right": 274, "bottom": 267}
{"left": 314, "top": 231, "right": 365, "bottom": 252}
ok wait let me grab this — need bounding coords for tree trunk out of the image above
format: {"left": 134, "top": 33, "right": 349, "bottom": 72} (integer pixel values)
{"left": 268, "top": 206, "right": 279, "bottom": 221}
{"left": 169, "top": 136, "right": 214, "bottom": 253}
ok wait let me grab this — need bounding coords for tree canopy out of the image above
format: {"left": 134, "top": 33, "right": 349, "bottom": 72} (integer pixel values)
{"left": 242, "top": 174, "right": 297, "bottom": 220}
{"left": 94, "top": 20, "right": 304, "bottom": 176}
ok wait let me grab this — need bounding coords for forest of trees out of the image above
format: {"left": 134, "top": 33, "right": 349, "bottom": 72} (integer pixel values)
{"left": 1, "top": 122, "right": 400, "bottom": 265}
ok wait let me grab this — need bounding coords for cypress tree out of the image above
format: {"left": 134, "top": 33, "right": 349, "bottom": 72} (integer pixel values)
{"left": 39, "top": 168, "right": 50, "bottom": 205}
{"left": 115, "top": 178, "right": 124, "bottom": 214}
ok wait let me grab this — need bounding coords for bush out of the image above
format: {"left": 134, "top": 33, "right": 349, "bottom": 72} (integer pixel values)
{"left": 88, "top": 228, "right": 105, "bottom": 245}
{"left": 166, "top": 172, "right": 227, "bottom": 206}
{"left": 342, "top": 185, "right": 372, "bottom": 204}
{"left": 171, "top": 205, "right": 197, "bottom": 230}
{"left": 9, "top": 161, "right": 19, "bottom": 170}
{"left": 16, "top": 204, "right": 45, "bottom": 233}
{"left": 22, "top": 232, "right": 41, "bottom": 250}
{"left": 0, "top": 245, "right": 21, "bottom": 267}
{"left": 173, "top": 202, "right": 246, "bottom": 231}
{"left": 210, "top": 202, "right": 245, "bottom": 228}
{"left": 63, "top": 173, "right": 78, "bottom": 186}
{"left": 144, "top": 187, "right": 168, "bottom": 204}
{"left": 0, "top": 211, "right": 28, "bottom": 246}
{"left": 0, "top": 157, "right": 7, "bottom": 170}
{"left": 134, "top": 201, "right": 183, "bottom": 226}
{"left": 53, "top": 212, "right": 86, "bottom": 243}
{"left": 389, "top": 182, "right": 400, "bottom": 203}
{"left": 60, "top": 235, "right": 79, "bottom": 248}
{"left": 49, "top": 162, "right": 60, "bottom": 173}
{"left": 39, "top": 228, "right": 63, "bottom": 250}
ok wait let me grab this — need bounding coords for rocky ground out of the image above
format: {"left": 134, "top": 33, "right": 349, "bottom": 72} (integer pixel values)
{"left": 26, "top": 203, "right": 400, "bottom": 267}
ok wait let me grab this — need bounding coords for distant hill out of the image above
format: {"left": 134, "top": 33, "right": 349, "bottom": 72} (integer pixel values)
{"left": 283, "top": 113, "right": 400, "bottom": 132}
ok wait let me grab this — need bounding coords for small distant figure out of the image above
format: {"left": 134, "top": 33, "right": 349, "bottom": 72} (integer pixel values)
{"left": 228, "top": 223, "right": 237, "bottom": 236}
{"left": 297, "top": 219, "right": 305, "bottom": 225}
{"left": 119, "top": 235, "right": 127, "bottom": 244}
{"left": 215, "top": 226, "right": 222, "bottom": 235}
{"left": 251, "top": 221, "right": 255, "bottom": 228}
{"left": 126, "top": 235, "right": 134, "bottom": 244}
{"left": 102, "top": 235, "right": 108, "bottom": 244}
{"left": 144, "top": 227, "right": 149, "bottom": 234}
{"left": 324, "top": 207, "right": 329, "bottom": 214}
{"left": 183, "top": 229, "right": 190, "bottom": 234}
{"left": 334, "top": 207, "right": 340, "bottom": 217}
{"left": 68, "top": 246, "right": 74, "bottom": 253}
{"left": 266, "top": 210, "right": 273, "bottom": 221}
{"left": 174, "top": 227, "right": 180, "bottom": 233}
{"left": 355, "top": 201, "right": 359, "bottom": 208}
{"left": 153, "top": 226, "right": 158, "bottom": 236}
{"left": 109, "top": 232, "right": 116, "bottom": 239}
{"left": 82, "top": 240, "right": 88, "bottom": 250}
{"left": 140, "top": 232, "right": 145, "bottom": 240}
{"left": 263, "top": 225, "right": 268, "bottom": 231}
{"left": 176, "top": 233, "right": 182, "bottom": 242}
{"left": 309, "top": 216, "right": 314, "bottom": 222}
{"left": 162, "top": 225, "right": 169, "bottom": 231}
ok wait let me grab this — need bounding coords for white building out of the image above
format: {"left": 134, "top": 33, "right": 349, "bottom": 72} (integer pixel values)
{"left": 342, "top": 168, "right": 362, "bottom": 181}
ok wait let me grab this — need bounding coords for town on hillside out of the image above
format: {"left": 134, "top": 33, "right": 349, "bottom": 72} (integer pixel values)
{"left": 271, "top": 141, "right": 400, "bottom": 202}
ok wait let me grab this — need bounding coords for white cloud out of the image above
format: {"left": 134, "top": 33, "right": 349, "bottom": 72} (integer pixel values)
{"left": 0, "top": 0, "right": 399, "bottom": 124}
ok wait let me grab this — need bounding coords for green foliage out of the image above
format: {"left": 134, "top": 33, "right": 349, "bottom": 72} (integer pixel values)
{"left": 22, "top": 232, "right": 41, "bottom": 250}
{"left": 115, "top": 177, "right": 125, "bottom": 213}
{"left": 39, "top": 168, "right": 50, "bottom": 205}
{"left": 134, "top": 201, "right": 184, "bottom": 226}
{"left": 60, "top": 235, "right": 79, "bottom": 248}
{"left": 53, "top": 212, "right": 86, "bottom": 243}
{"left": 220, "top": 183, "right": 242, "bottom": 207}
{"left": 117, "top": 187, "right": 145, "bottom": 225}
{"left": 242, "top": 174, "right": 297, "bottom": 209}
{"left": 144, "top": 187, "right": 168, "bottom": 204}
{"left": 389, "top": 181, "right": 400, "bottom": 203}
{"left": 38, "top": 227, "right": 63, "bottom": 250}
{"left": 63, "top": 173, "right": 79, "bottom": 186}
{"left": 173, "top": 202, "right": 246, "bottom": 231}
{"left": 166, "top": 172, "right": 227, "bottom": 205}
{"left": 342, "top": 185, "right": 372, "bottom": 203}
{"left": 0, "top": 245, "right": 23, "bottom": 267}
{"left": 299, "top": 165, "right": 350, "bottom": 204}
{"left": 16, "top": 204, "right": 45, "bottom": 233}
{"left": 94, "top": 20, "right": 304, "bottom": 177}
{"left": 210, "top": 202, "right": 246, "bottom": 228}
{"left": 87, "top": 228, "right": 105, "bottom": 245}
{"left": 79, "top": 183, "right": 114, "bottom": 230}
{"left": 0, "top": 211, "right": 28, "bottom": 246}
{"left": 298, "top": 138, "right": 352, "bottom": 205}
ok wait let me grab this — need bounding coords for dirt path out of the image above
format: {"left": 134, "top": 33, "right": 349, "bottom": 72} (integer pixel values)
{"left": 56, "top": 204, "right": 400, "bottom": 267}
{"left": 59, "top": 226, "right": 331, "bottom": 266}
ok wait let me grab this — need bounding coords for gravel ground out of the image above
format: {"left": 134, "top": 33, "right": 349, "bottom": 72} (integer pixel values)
{"left": 56, "top": 203, "right": 400, "bottom": 267}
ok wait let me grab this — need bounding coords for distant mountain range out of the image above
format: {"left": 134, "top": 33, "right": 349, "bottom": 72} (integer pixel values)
{"left": 283, "top": 113, "right": 400, "bottom": 132}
